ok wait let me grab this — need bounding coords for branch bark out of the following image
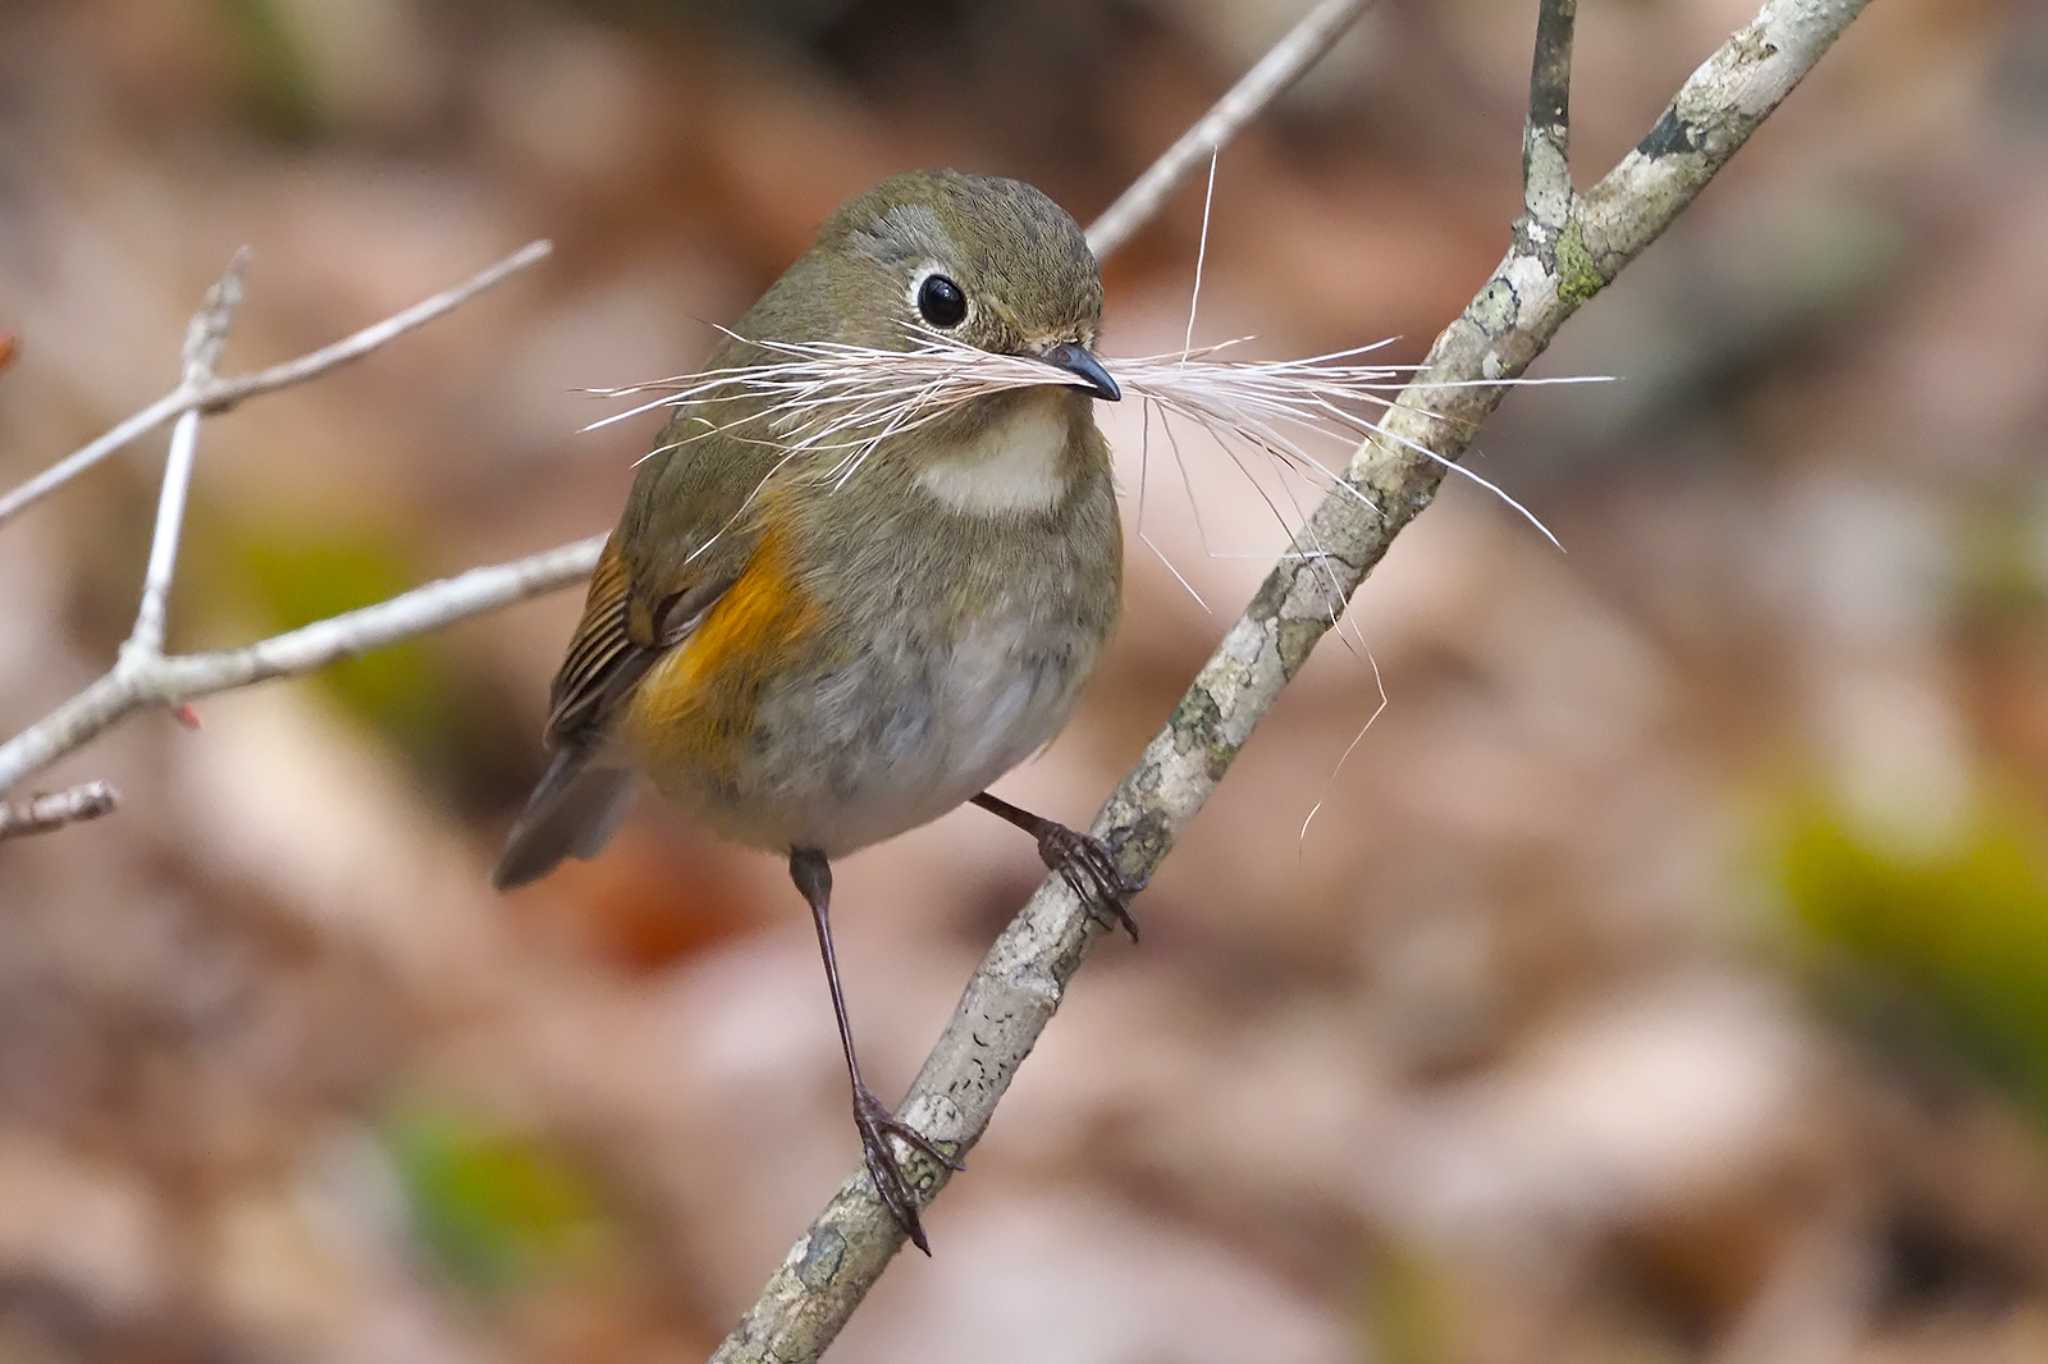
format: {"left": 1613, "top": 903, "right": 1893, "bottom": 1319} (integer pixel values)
{"left": 0, "top": 781, "right": 119, "bottom": 842}
{"left": 1523, "top": 0, "right": 1577, "bottom": 231}
{"left": 709, "top": 0, "right": 1871, "bottom": 1359}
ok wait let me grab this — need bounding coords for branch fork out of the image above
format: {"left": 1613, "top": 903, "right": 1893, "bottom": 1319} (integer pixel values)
{"left": 0, "top": 241, "right": 565, "bottom": 799}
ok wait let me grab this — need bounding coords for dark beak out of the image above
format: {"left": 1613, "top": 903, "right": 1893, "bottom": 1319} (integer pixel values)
{"left": 1039, "top": 341, "right": 1121, "bottom": 402}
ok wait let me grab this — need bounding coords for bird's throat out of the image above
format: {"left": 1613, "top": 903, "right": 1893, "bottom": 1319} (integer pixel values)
{"left": 912, "top": 396, "right": 1078, "bottom": 517}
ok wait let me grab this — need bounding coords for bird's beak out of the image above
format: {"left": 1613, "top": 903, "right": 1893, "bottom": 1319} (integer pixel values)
{"left": 1038, "top": 341, "right": 1121, "bottom": 402}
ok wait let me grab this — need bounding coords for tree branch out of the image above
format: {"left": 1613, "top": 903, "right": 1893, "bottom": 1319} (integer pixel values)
{"left": 709, "top": 0, "right": 1871, "bottom": 1359}
{"left": 0, "top": 240, "right": 551, "bottom": 530}
{"left": 1523, "top": 0, "right": 1577, "bottom": 231}
{"left": 127, "top": 250, "right": 246, "bottom": 663}
{"left": 0, "top": 243, "right": 569, "bottom": 797}
{"left": 1086, "top": 0, "right": 1379, "bottom": 261}
{"left": 0, "top": 534, "right": 604, "bottom": 794}
{"left": 0, "top": 780, "right": 119, "bottom": 842}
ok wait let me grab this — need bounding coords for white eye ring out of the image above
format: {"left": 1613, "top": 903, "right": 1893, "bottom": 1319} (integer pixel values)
{"left": 908, "top": 265, "right": 970, "bottom": 329}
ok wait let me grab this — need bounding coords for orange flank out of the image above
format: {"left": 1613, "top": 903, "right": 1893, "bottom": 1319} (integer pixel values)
{"left": 625, "top": 525, "right": 822, "bottom": 779}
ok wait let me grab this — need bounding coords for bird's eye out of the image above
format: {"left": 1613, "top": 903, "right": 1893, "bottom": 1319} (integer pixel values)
{"left": 917, "top": 274, "right": 967, "bottom": 328}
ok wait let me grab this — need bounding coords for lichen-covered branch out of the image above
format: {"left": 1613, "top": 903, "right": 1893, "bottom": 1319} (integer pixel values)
{"left": 709, "top": 0, "right": 1872, "bottom": 1359}
{"left": 1523, "top": 0, "right": 1577, "bottom": 230}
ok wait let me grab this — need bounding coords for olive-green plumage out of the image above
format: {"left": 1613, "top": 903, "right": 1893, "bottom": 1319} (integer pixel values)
{"left": 493, "top": 171, "right": 1132, "bottom": 1250}
{"left": 497, "top": 170, "right": 1123, "bottom": 880}
{"left": 616, "top": 169, "right": 1110, "bottom": 643}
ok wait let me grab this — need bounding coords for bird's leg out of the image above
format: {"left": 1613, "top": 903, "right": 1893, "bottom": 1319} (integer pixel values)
{"left": 968, "top": 792, "right": 1142, "bottom": 942}
{"left": 788, "top": 847, "right": 962, "bottom": 1255}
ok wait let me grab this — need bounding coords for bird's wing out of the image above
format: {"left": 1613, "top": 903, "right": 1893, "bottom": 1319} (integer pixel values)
{"left": 542, "top": 533, "right": 651, "bottom": 746}
{"left": 500, "top": 512, "right": 744, "bottom": 891}
{"left": 543, "top": 394, "right": 791, "bottom": 750}
{"left": 500, "top": 323, "right": 807, "bottom": 889}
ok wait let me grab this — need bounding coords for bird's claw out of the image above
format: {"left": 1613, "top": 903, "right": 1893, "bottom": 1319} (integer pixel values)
{"left": 1036, "top": 824, "right": 1143, "bottom": 942}
{"left": 852, "top": 1084, "right": 961, "bottom": 1255}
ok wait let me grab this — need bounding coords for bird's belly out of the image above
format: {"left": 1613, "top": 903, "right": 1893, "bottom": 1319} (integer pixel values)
{"left": 646, "top": 605, "right": 1102, "bottom": 858}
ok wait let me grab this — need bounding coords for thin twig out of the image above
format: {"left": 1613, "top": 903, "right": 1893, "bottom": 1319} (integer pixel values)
{"left": 0, "top": 534, "right": 604, "bottom": 795}
{"left": 0, "top": 781, "right": 119, "bottom": 842}
{"left": 0, "top": 240, "right": 552, "bottom": 530}
{"left": 1085, "top": 0, "right": 1378, "bottom": 260}
{"left": 710, "top": 0, "right": 1870, "bottom": 1358}
{"left": 1524, "top": 0, "right": 1578, "bottom": 230}
{"left": 1181, "top": 149, "right": 1220, "bottom": 362}
{"left": 127, "top": 250, "right": 247, "bottom": 662}
{"left": 0, "top": 242, "right": 567, "bottom": 797}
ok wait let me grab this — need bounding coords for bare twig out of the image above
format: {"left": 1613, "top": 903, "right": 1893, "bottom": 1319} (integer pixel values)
{"left": 0, "top": 240, "right": 552, "bottom": 530}
{"left": 127, "top": 250, "right": 246, "bottom": 662}
{"left": 0, "top": 781, "right": 119, "bottom": 842}
{"left": 0, "top": 243, "right": 569, "bottom": 797}
{"left": 1086, "top": 0, "right": 1377, "bottom": 260}
{"left": 0, "top": 534, "right": 604, "bottom": 795}
{"left": 710, "top": 1, "right": 1870, "bottom": 1359}
{"left": 1524, "top": 0, "right": 1577, "bottom": 230}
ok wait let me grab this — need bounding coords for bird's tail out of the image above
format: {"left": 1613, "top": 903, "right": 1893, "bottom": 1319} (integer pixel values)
{"left": 491, "top": 745, "right": 635, "bottom": 890}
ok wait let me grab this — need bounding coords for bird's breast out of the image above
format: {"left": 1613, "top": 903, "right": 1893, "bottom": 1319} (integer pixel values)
{"left": 621, "top": 419, "right": 1121, "bottom": 854}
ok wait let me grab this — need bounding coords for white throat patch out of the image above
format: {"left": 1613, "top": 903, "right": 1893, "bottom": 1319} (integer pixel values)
{"left": 914, "top": 401, "right": 1071, "bottom": 516}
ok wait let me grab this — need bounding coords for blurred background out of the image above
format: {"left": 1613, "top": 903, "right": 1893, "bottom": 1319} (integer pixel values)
{"left": 3, "top": 1, "right": 2046, "bottom": 1360}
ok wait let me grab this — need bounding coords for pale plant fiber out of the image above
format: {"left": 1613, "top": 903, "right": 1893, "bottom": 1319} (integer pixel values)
{"left": 585, "top": 326, "right": 1605, "bottom": 553}
{"left": 580, "top": 314, "right": 1604, "bottom": 846}
{"left": 582, "top": 296, "right": 1606, "bottom": 840}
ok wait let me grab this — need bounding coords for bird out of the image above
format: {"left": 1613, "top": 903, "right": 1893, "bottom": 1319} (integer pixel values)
{"left": 493, "top": 170, "right": 1136, "bottom": 1252}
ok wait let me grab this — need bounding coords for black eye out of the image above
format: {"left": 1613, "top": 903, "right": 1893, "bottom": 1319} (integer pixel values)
{"left": 917, "top": 274, "right": 967, "bottom": 328}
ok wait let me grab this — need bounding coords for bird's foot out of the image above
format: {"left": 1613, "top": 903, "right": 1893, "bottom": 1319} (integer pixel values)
{"left": 852, "top": 1083, "right": 962, "bottom": 1256}
{"left": 1035, "top": 823, "right": 1143, "bottom": 942}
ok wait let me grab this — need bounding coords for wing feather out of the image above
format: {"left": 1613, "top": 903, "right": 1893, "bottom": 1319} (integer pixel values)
{"left": 544, "top": 535, "right": 643, "bottom": 746}
{"left": 540, "top": 326, "right": 796, "bottom": 751}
